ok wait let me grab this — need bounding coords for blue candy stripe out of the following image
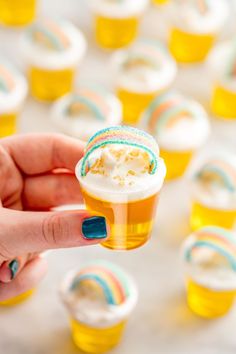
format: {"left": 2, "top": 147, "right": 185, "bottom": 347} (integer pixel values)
{"left": 196, "top": 165, "right": 235, "bottom": 192}
{"left": 86, "top": 125, "right": 157, "bottom": 147}
{"left": 30, "top": 25, "right": 65, "bottom": 51}
{"left": 81, "top": 140, "right": 157, "bottom": 177}
{"left": 153, "top": 104, "right": 194, "bottom": 135}
{"left": 69, "top": 94, "right": 106, "bottom": 121}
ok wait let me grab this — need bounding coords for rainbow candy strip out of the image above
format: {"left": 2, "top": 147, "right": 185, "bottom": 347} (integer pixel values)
{"left": 123, "top": 39, "right": 166, "bottom": 71}
{"left": 65, "top": 88, "right": 111, "bottom": 121}
{"left": 195, "top": 0, "right": 209, "bottom": 14}
{"left": 0, "top": 64, "right": 15, "bottom": 93}
{"left": 195, "top": 158, "right": 236, "bottom": 193}
{"left": 144, "top": 92, "right": 198, "bottom": 136}
{"left": 80, "top": 126, "right": 159, "bottom": 177}
{"left": 71, "top": 261, "right": 130, "bottom": 306}
{"left": 30, "top": 19, "right": 70, "bottom": 51}
{"left": 184, "top": 226, "right": 236, "bottom": 271}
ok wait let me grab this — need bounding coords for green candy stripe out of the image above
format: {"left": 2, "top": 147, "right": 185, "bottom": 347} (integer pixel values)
{"left": 81, "top": 140, "right": 157, "bottom": 177}
{"left": 67, "top": 94, "right": 106, "bottom": 121}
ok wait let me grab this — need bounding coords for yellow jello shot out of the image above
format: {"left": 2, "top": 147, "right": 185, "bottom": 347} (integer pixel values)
{"left": 0, "top": 59, "right": 28, "bottom": 138}
{"left": 190, "top": 154, "right": 236, "bottom": 230}
{"left": 140, "top": 92, "right": 210, "bottom": 180}
{"left": 51, "top": 84, "right": 122, "bottom": 141}
{"left": 208, "top": 40, "right": 236, "bottom": 119}
{"left": 168, "top": 0, "right": 229, "bottom": 63}
{"left": 0, "top": 0, "right": 37, "bottom": 26}
{"left": 21, "top": 18, "right": 87, "bottom": 102}
{"left": 76, "top": 126, "right": 166, "bottom": 250}
{"left": 152, "top": 0, "right": 169, "bottom": 5}
{"left": 111, "top": 39, "right": 177, "bottom": 124}
{"left": 182, "top": 226, "right": 236, "bottom": 318}
{"left": 0, "top": 289, "right": 35, "bottom": 306}
{"left": 90, "top": 0, "right": 148, "bottom": 49}
{"left": 60, "top": 260, "right": 138, "bottom": 353}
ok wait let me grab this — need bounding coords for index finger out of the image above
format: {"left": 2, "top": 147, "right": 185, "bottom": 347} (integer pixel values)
{"left": 0, "top": 133, "right": 85, "bottom": 175}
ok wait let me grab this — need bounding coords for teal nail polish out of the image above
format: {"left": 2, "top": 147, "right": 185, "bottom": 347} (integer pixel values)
{"left": 8, "top": 259, "right": 19, "bottom": 279}
{"left": 82, "top": 216, "right": 107, "bottom": 239}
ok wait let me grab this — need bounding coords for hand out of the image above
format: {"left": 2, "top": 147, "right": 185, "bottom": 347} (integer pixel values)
{"left": 0, "top": 134, "right": 108, "bottom": 301}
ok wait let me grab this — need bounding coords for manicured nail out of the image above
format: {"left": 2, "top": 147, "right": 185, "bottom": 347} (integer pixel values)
{"left": 82, "top": 216, "right": 107, "bottom": 239}
{"left": 8, "top": 259, "right": 19, "bottom": 280}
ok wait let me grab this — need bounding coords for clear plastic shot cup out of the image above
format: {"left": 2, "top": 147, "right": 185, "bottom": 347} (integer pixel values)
{"left": 190, "top": 153, "right": 236, "bottom": 231}
{"left": 76, "top": 126, "right": 166, "bottom": 250}
{"left": 90, "top": 0, "right": 148, "bottom": 49}
{"left": 0, "top": 58, "right": 28, "bottom": 138}
{"left": 60, "top": 260, "right": 138, "bottom": 353}
{"left": 111, "top": 39, "right": 177, "bottom": 124}
{"left": 208, "top": 40, "right": 236, "bottom": 119}
{"left": 182, "top": 226, "right": 236, "bottom": 318}
{"left": 168, "top": 0, "right": 229, "bottom": 63}
{"left": 21, "top": 18, "right": 87, "bottom": 101}
{"left": 140, "top": 91, "right": 210, "bottom": 180}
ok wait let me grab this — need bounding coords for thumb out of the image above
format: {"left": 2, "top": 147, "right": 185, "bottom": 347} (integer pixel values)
{"left": 0, "top": 208, "right": 109, "bottom": 262}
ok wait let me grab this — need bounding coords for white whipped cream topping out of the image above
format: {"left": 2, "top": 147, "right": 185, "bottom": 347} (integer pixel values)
{"left": 0, "top": 61, "right": 28, "bottom": 114}
{"left": 90, "top": 0, "right": 148, "bottom": 18}
{"left": 76, "top": 144, "right": 166, "bottom": 203}
{"left": 142, "top": 99, "right": 210, "bottom": 151}
{"left": 207, "top": 41, "right": 236, "bottom": 92}
{"left": 51, "top": 90, "right": 122, "bottom": 141}
{"left": 20, "top": 19, "right": 87, "bottom": 70}
{"left": 168, "top": 0, "right": 229, "bottom": 34}
{"left": 191, "top": 154, "right": 236, "bottom": 210}
{"left": 60, "top": 267, "right": 138, "bottom": 327}
{"left": 111, "top": 42, "right": 177, "bottom": 93}
{"left": 183, "top": 240, "right": 236, "bottom": 291}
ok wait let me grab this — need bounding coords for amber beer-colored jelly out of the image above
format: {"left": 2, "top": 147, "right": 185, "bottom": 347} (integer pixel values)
{"left": 76, "top": 126, "right": 166, "bottom": 250}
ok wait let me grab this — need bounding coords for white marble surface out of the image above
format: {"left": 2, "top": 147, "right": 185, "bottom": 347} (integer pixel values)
{"left": 1, "top": 1, "right": 236, "bottom": 353}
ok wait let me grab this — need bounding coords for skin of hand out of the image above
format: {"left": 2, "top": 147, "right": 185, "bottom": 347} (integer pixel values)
{"left": 0, "top": 133, "right": 109, "bottom": 301}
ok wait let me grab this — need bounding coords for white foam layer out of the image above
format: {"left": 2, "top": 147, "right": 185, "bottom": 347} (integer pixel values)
{"left": 184, "top": 245, "right": 236, "bottom": 291}
{"left": 90, "top": 0, "right": 148, "bottom": 18}
{"left": 111, "top": 42, "right": 177, "bottom": 93}
{"left": 191, "top": 153, "right": 236, "bottom": 210}
{"left": 168, "top": 0, "right": 228, "bottom": 34}
{"left": 51, "top": 90, "right": 122, "bottom": 141}
{"left": 60, "top": 267, "right": 138, "bottom": 328}
{"left": 207, "top": 41, "right": 236, "bottom": 93}
{"left": 192, "top": 184, "right": 236, "bottom": 211}
{"left": 20, "top": 20, "right": 87, "bottom": 70}
{"left": 76, "top": 145, "right": 166, "bottom": 203}
{"left": 0, "top": 61, "right": 28, "bottom": 114}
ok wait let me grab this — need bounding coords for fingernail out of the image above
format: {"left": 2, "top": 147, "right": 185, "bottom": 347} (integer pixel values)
{"left": 82, "top": 216, "right": 107, "bottom": 239}
{"left": 8, "top": 259, "right": 19, "bottom": 280}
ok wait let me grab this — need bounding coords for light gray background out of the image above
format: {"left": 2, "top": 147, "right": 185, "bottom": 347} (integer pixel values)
{"left": 0, "top": 1, "right": 236, "bottom": 353}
